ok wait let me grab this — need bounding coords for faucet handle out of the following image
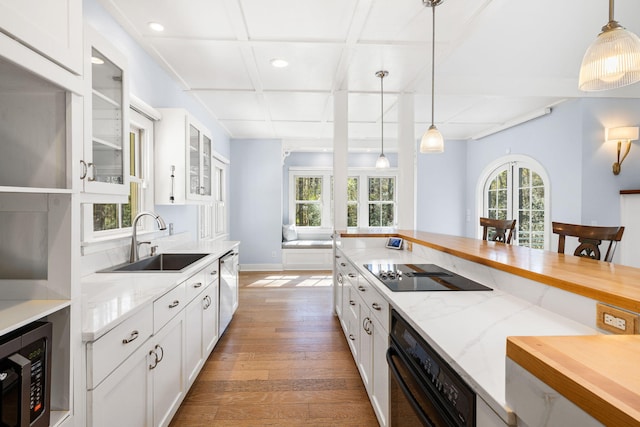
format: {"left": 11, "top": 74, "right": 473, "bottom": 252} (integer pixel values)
{"left": 150, "top": 245, "right": 158, "bottom": 256}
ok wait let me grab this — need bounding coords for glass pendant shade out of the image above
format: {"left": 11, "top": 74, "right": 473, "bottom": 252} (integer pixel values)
{"left": 376, "top": 153, "right": 390, "bottom": 168}
{"left": 420, "top": 124, "right": 444, "bottom": 153}
{"left": 579, "top": 25, "right": 640, "bottom": 91}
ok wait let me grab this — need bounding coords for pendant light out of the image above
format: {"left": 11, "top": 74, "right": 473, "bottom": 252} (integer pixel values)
{"left": 579, "top": 0, "right": 640, "bottom": 91}
{"left": 375, "top": 70, "right": 390, "bottom": 168}
{"left": 420, "top": 0, "right": 444, "bottom": 153}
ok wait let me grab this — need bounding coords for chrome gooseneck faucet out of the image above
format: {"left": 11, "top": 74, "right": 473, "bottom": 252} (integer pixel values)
{"left": 130, "top": 211, "right": 167, "bottom": 263}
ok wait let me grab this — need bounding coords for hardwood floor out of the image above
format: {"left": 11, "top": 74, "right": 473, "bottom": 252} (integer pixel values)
{"left": 170, "top": 270, "right": 379, "bottom": 426}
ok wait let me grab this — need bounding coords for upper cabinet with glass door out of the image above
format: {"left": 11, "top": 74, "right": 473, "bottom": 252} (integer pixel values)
{"left": 81, "top": 26, "right": 130, "bottom": 201}
{"left": 156, "top": 108, "right": 213, "bottom": 204}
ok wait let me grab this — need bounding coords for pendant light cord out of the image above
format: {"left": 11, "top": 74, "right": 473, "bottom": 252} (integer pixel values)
{"left": 431, "top": 4, "right": 436, "bottom": 127}
{"left": 380, "top": 72, "right": 384, "bottom": 155}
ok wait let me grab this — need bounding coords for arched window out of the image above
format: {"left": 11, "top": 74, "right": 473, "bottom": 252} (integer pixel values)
{"left": 478, "top": 155, "right": 550, "bottom": 250}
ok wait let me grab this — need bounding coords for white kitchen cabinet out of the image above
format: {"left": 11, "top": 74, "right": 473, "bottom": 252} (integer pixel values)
{"left": 155, "top": 109, "right": 214, "bottom": 204}
{"left": 0, "top": 0, "right": 82, "bottom": 74}
{"left": 87, "top": 312, "right": 185, "bottom": 427}
{"left": 336, "top": 257, "right": 390, "bottom": 427}
{"left": 86, "top": 257, "right": 223, "bottom": 427}
{"left": 151, "top": 313, "right": 186, "bottom": 427}
{"left": 356, "top": 288, "right": 390, "bottom": 427}
{"left": 87, "top": 338, "right": 151, "bottom": 427}
{"left": 81, "top": 25, "right": 130, "bottom": 201}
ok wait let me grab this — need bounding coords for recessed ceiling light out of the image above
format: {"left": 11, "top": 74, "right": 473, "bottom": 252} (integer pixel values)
{"left": 91, "top": 56, "right": 104, "bottom": 65}
{"left": 270, "top": 58, "right": 289, "bottom": 68}
{"left": 148, "top": 22, "right": 165, "bottom": 32}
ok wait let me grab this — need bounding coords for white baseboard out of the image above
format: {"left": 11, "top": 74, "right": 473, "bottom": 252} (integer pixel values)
{"left": 240, "top": 263, "right": 284, "bottom": 271}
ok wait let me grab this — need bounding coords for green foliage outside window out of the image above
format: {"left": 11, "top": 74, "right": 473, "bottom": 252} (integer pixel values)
{"left": 368, "top": 177, "right": 395, "bottom": 227}
{"left": 295, "top": 176, "right": 322, "bottom": 226}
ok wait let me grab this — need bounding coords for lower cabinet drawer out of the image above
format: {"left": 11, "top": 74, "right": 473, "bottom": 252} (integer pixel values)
{"left": 86, "top": 304, "right": 153, "bottom": 389}
{"left": 154, "top": 281, "right": 187, "bottom": 333}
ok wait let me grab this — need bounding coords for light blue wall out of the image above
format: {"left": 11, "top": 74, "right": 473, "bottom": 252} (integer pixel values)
{"left": 230, "top": 139, "right": 283, "bottom": 266}
{"left": 415, "top": 98, "right": 640, "bottom": 241}
{"left": 83, "top": 0, "right": 231, "bottom": 238}
{"left": 416, "top": 140, "right": 467, "bottom": 236}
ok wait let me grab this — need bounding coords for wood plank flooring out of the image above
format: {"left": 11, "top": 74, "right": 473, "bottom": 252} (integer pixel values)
{"left": 169, "top": 271, "right": 379, "bottom": 427}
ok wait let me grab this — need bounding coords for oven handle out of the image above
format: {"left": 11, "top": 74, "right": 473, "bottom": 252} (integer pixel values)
{"left": 387, "top": 346, "right": 436, "bottom": 427}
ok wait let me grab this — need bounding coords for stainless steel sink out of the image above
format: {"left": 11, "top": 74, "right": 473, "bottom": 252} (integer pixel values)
{"left": 99, "top": 253, "right": 210, "bottom": 273}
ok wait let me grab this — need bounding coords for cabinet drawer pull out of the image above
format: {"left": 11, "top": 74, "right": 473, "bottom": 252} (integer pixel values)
{"left": 203, "top": 295, "right": 211, "bottom": 309}
{"left": 348, "top": 334, "right": 355, "bottom": 341}
{"left": 348, "top": 273, "right": 356, "bottom": 278}
{"left": 340, "top": 262, "right": 347, "bottom": 267}
{"left": 122, "top": 330, "right": 139, "bottom": 344}
{"left": 358, "top": 285, "right": 366, "bottom": 292}
{"left": 349, "top": 300, "right": 356, "bottom": 306}
{"left": 168, "top": 300, "right": 180, "bottom": 308}
{"left": 193, "top": 282, "right": 203, "bottom": 288}
{"left": 372, "top": 302, "right": 382, "bottom": 311}
{"left": 87, "top": 163, "right": 97, "bottom": 182}
{"left": 363, "top": 317, "right": 372, "bottom": 335}
{"left": 210, "top": 270, "right": 217, "bottom": 276}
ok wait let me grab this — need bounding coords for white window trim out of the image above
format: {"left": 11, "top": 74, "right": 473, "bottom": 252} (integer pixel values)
{"left": 198, "top": 153, "right": 230, "bottom": 241}
{"left": 81, "top": 107, "right": 157, "bottom": 253}
{"left": 288, "top": 167, "right": 398, "bottom": 230}
{"left": 475, "top": 154, "right": 551, "bottom": 250}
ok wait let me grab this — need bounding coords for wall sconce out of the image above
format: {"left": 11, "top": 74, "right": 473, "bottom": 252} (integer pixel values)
{"left": 606, "top": 126, "right": 639, "bottom": 175}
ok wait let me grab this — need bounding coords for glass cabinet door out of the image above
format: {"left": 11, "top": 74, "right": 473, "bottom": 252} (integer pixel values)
{"left": 201, "top": 135, "right": 212, "bottom": 197}
{"left": 189, "top": 124, "right": 200, "bottom": 197}
{"left": 82, "top": 26, "right": 129, "bottom": 199}
{"left": 91, "top": 48, "right": 124, "bottom": 186}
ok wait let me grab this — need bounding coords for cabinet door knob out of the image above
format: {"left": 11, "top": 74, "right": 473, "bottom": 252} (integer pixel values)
{"left": 122, "top": 330, "right": 139, "bottom": 344}
{"left": 372, "top": 302, "right": 382, "bottom": 311}
{"left": 87, "top": 163, "right": 97, "bottom": 182}
{"left": 348, "top": 334, "right": 355, "bottom": 341}
{"left": 168, "top": 300, "right": 180, "bottom": 309}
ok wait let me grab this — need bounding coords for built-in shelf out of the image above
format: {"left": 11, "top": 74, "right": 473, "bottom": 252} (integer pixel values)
{"left": 93, "top": 136, "right": 122, "bottom": 150}
{"left": 0, "top": 299, "right": 70, "bottom": 336}
{"left": 92, "top": 88, "right": 120, "bottom": 109}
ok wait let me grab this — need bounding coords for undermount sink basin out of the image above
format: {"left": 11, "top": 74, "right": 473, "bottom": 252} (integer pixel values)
{"left": 99, "top": 253, "right": 210, "bottom": 273}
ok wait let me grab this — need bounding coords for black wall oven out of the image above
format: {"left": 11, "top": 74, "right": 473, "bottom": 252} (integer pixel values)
{"left": 0, "top": 321, "right": 52, "bottom": 427}
{"left": 387, "top": 310, "right": 475, "bottom": 427}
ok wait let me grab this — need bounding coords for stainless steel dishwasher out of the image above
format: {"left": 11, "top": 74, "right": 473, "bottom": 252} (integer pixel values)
{"left": 219, "top": 250, "right": 238, "bottom": 335}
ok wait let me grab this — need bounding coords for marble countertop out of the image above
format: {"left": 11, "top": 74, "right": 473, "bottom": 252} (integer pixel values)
{"left": 81, "top": 240, "right": 239, "bottom": 341}
{"left": 340, "top": 245, "right": 597, "bottom": 425}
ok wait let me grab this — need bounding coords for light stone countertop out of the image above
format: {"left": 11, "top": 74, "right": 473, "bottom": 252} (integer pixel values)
{"left": 340, "top": 245, "right": 597, "bottom": 425}
{"left": 81, "top": 240, "right": 239, "bottom": 342}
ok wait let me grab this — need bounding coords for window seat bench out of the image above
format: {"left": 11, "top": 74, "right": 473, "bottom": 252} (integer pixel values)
{"left": 281, "top": 239, "right": 333, "bottom": 270}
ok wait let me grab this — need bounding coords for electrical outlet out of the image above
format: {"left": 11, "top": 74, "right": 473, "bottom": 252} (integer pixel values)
{"left": 596, "top": 303, "right": 639, "bottom": 335}
{"left": 603, "top": 313, "right": 626, "bottom": 330}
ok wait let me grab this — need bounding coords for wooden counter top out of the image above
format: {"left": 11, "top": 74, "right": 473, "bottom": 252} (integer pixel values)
{"left": 339, "top": 229, "right": 640, "bottom": 313}
{"left": 507, "top": 335, "right": 640, "bottom": 426}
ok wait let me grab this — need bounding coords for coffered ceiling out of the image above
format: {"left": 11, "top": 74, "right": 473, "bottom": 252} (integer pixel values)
{"left": 99, "top": 0, "right": 640, "bottom": 152}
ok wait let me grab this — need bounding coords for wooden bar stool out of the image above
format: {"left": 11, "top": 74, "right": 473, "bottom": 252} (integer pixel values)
{"left": 552, "top": 222, "right": 625, "bottom": 262}
{"left": 480, "top": 217, "right": 517, "bottom": 244}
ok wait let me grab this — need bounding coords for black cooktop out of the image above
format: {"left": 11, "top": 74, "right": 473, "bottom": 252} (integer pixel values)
{"left": 364, "top": 263, "right": 492, "bottom": 292}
